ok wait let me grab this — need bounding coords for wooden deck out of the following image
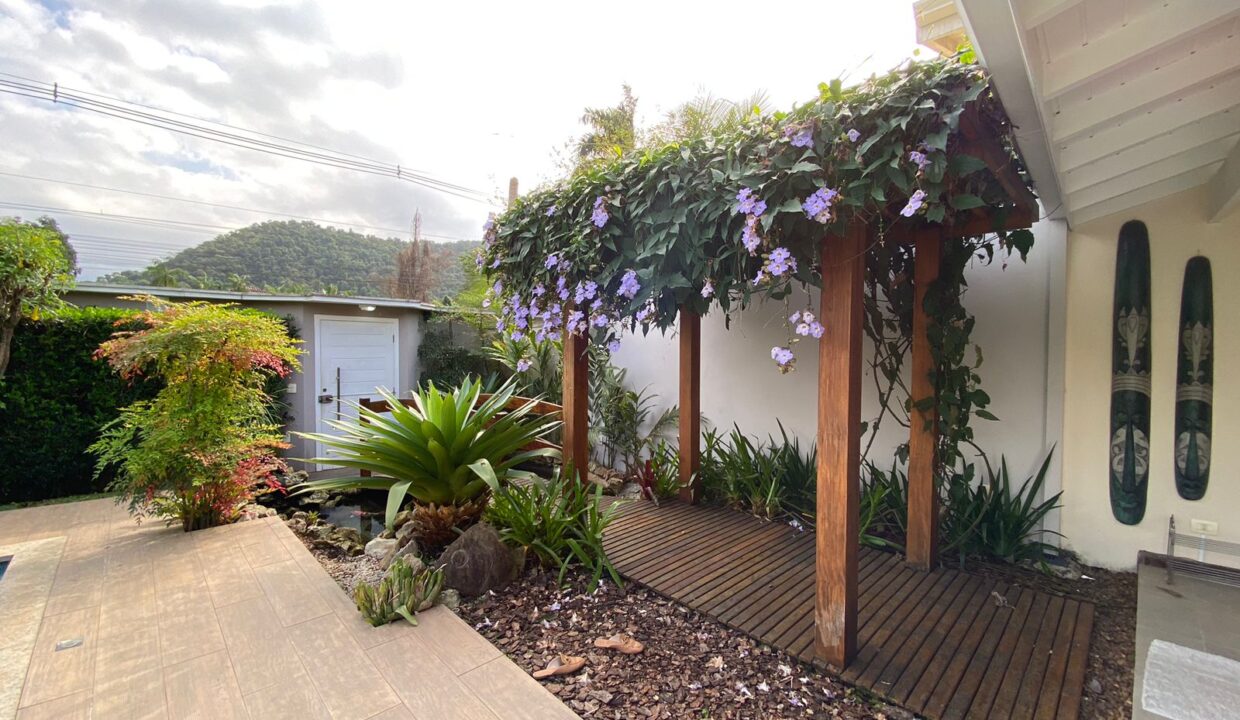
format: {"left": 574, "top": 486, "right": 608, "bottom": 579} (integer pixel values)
{"left": 602, "top": 499, "right": 1094, "bottom": 720}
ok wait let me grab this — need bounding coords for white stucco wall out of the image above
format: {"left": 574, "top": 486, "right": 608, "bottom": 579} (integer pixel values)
{"left": 1062, "top": 186, "right": 1240, "bottom": 569}
{"left": 610, "top": 216, "right": 1068, "bottom": 527}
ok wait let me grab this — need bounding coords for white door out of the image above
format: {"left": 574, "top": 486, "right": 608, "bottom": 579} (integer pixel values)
{"left": 314, "top": 316, "right": 400, "bottom": 468}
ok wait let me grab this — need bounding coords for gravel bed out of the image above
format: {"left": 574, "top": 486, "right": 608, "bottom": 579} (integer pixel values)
{"left": 459, "top": 570, "right": 909, "bottom": 719}
{"left": 291, "top": 526, "right": 385, "bottom": 594}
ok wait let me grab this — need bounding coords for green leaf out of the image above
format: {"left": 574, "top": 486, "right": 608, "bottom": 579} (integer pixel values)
{"left": 950, "top": 194, "right": 985, "bottom": 210}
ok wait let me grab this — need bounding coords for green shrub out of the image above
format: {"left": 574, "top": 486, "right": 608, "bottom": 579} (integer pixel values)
{"left": 699, "top": 424, "right": 814, "bottom": 521}
{"left": 481, "top": 466, "right": 622, "bottom": 590}
{"left": 91, "top": 297, "right": 302, "bottom": 530}
{"left": 417, "top": 316, "right": 492, "bottom": 390}
{"left": 0, "top": 307, "right": 157, "bottom": 503}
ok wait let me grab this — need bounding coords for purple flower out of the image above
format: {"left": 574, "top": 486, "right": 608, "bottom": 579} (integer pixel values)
{"left": 735, "top": 187, "right": 757, "bottom": 215}
{"left": 752, "top": 200, "right": 767, "bottom": 217}
{"left": 788, "top": 311, "right": 801, "bottom": 324}
{"left": 590, "top": 298, "right": 602, "bottom": 310}
{"left": 795, "top": 320, "right": 824, "bottom": 338}
{"left": 771, "top": 346, "right": 795, "bottom": 367}
{"left": 847, "top": 128, "right": 861, "bottom": 143}
{"left": 483, "top": 216, "right": 495, "bottom": 233}
{"left": 900, "top": 189, "right": 927, "bottom": 217}
{"left": 567, "top": 310, "right": 585, "bottom": 333}
{"left": 545, "top": 253, "right": 559, "bottom": 269}
{"left": 492, "top": 280, "right": 503, "bottom": 295}
{"left": 516, "top": 359, "right": 532, "bottom": 372}
{"left": 789, "top": 127, "right": 813, "bottom": 148}
{"left": 909, "top": 150, "right": 930, "bottom": 170}
{"left": 607, "top": 339, "right": 621, "bottom": 354}
{"left": 618, "top": 269, "right": 641, "bottom": 299}
{"left": 802, "top": 187, "right": 840, "bottom": 224}
{"left": 592, "top": 313, "right": 609, "bottom": 327}
{"left": 809, "top": 322, "right": 825, "bottom": 339}
{"left": 766, "top": 247, "right": 793, "bottom": 277}
{"left": 495, "top": 317, "right": 505, "bottom": 333}
{"left": 490, "top": 256, "right": 500, "bottom": 268}
{"left": 741, "top": 215, "right": 761, "bottom": 254}
{"left": 802, "top": 310, "right": 816, "bottom": 323}
{"left": 546, "top": 205, "right": 556, "bottom": 217}
{"left": 574, "top": 281, "right": 597, "bottom": 304}
{"left": 481, "top": 298, "right": 491, "bottom": 308}
{"left": 591, "top": 196, "right": 609, "bottom": 228}
{"left": 511, "top": 328, "right": 525, "bottom": 341}
{"left": 701, "top": 280, "right": 714, "bottom": 298}
{"left": 514, "top": 315, "right": 528, "bottom": 330}
{"left": 474, "top": 252, "right": 484, "bottom": 269}
{"left": 532, "top": 283, "right": 545, "bottom": 297}
{"left": 635, "top": 301, "right": 655, "bottom": 323}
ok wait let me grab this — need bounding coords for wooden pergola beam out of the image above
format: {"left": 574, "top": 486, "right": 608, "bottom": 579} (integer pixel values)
{"left": 958, "top": 104, "right": 1039, "bottom": 215}
{"left": 562, "top": 329, "right": 589, "bottom": 481}
{"left": 906, "top": 229, "right": 943, "bottom": 570}
{"left": 815, "top": 221, "right": 866, "bottom": 669}
{"left": 678, "top": 307, "right": 702, "bottom": 503}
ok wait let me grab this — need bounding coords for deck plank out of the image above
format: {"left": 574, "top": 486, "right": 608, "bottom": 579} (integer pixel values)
{"left": 603, "top": 499, "right": 1091, "bottom": 719}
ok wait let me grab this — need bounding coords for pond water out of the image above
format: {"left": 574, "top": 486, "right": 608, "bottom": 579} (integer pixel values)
{"left": 319, "top": 500, "right": 386, "bottom": 543}
{"left": 0, "top": 556, "right": 9, "bottom": 581}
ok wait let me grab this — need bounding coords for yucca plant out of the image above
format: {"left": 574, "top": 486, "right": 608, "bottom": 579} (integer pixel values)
{"left": 296, "top": 377, "right": 560, "bottom": 546}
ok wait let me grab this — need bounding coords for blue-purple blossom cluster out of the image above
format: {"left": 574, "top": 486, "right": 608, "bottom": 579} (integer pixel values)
{"left": 618, "top": 270, "right": 640, "bottom": 299}
{"left": 735, "top": 188, "right": 768, "bottom": 255}
{"left": 771, "top": 346, "right": 795, "bottom": 371}
{"left": 802, "top": 186, "right": 840, "bottom": 224}
{"left": 901, "top": 189, "right": 927, "bottom": 217}
{"left": 789, "top": 310, "right": 825, "bottom": 339}
{"left": 591, "top": 196, "right": 609, "bottom": 228}
{"left": 785, "top": 125, "right": 813, "bottom": 148}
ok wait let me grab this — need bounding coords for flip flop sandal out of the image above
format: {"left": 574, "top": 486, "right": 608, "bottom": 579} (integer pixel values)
{"left": 593, "top": 633, "right": 644, "bottom": 655}
{"left": 532, "top": 654, "right": 586, "bottom": 679}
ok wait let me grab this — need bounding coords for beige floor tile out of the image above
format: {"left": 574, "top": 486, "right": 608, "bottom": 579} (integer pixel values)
{"left": 215, "top": 595, "right": 303, "bottom": 695}
{"left": 99, "top": 571, "right": 158, "bottom": 634}
{"left": 20, "top": 606, "right": 99, "bottom": 708}
{"left": 200, "top": 543, "right": 264, "bottom": 607}
{"left": 286, "top": 613, "right": 401, "bottom": 720}
{"left": 366, "top": 704, "right": 418, "bottom": 720}
{"left": 157, "top": 597, "right": 226, "bottom": 667}
{"left": 255, "top": 558, "right": 332, "bottom": 626}
{"left": 461, "top": 656, "right": 581, "bottom": 720}
{"left": 368, "top": 634, "right": 500, "bottom": 720}
{"left": 92, "top": 619, "right": 167, "bottom": 720}
{"left": 241, "top": 665, "right": 332, "bottom": 720}
{"left": 162, "top": 649, "right": 248, "bottom": 720}
{"left": 240, "top": 531, "right": 292, "bottom": 567}
{"left": 42, "top": 557, "right": 106, "bottom": 617}
{"left": 14, "top": 690, "right": 93, "bottom": 720}
{"left": 413, "top": 606, "right": 503, "bottom": 675}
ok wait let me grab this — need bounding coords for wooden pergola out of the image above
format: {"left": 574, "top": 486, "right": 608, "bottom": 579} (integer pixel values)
{"left": 558, "top": 105, "right": 1038, "bottom": 669}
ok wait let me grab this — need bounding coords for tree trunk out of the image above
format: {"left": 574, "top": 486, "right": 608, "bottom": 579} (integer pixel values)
{"left": 0, "top": 310, "right": 19, "bottom": 380}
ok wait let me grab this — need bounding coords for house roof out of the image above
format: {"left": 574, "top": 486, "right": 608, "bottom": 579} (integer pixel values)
{"left": 69, "top": 282, "right": 442, "bottom": 312}
{"left": 946, "top": 0, "right": 1240, "bottom": 227}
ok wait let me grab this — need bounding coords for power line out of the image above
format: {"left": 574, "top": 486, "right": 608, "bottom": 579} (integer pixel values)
{"left": 0, "top": 170, "right": 478, "bottom": 241}
{"left": 0, "top": 74, "right": 503, "bottom": 206}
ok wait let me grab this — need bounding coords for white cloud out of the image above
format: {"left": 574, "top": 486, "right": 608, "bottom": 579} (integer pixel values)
{"left": 0, "top": 0, "right": 923, "bottom": 279}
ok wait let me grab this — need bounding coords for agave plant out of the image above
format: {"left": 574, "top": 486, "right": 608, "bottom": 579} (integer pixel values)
{"left": 296, "top": 377, "right": 560, "bottom": 546}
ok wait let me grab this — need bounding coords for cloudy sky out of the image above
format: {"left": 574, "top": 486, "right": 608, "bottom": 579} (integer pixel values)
{"left": 0, "top": 0, "right": 923, "bottom": 279}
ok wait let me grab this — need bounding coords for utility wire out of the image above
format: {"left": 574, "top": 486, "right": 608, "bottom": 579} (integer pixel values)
{"left": 0, "top": 170, "right": 479, "bottom": 241}
{"left": 0, "top": 74, "right": 502, "bottom": 206}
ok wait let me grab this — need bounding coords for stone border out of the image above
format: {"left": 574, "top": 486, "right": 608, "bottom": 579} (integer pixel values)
{"left": 0, "top": 536, "right": 65, "bottom": 720}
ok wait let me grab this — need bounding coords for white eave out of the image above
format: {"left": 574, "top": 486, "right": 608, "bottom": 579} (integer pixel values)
{"left": 70, "top": 282, "right": 443, "bottom": 312}
{"left": 947, "top": 0, "right": 1240, "bottom": 228}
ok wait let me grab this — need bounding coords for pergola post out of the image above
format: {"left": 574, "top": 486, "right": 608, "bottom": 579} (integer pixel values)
{"left": 677, "top": 307, "right": 702, "bottom": 503}
{"left": 815, "top": 222, "right": 866, "bottom": 669}
{"left": 906, "top": 230, "right": 943, "bottom": 570}
{"left": 561, "top": 329, "right": 589, "bottom": 482}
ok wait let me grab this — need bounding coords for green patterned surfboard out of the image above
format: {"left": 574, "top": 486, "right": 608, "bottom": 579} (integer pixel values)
{"left": 1175, "top": 256, "right": 1213, "bottom": 500}
{"left": 1110, "top": 221, "right": 1151, "bottom": 525}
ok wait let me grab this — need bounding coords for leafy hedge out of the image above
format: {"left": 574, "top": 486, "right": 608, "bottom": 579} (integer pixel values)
{"left": 0, "top": 307, "right": 158, "bottom": 504}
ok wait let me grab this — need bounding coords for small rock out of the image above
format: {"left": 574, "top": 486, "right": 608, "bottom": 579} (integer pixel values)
{"left": 395, "top": 520, "right": 417, "bottom": 544}
{"left": 365, "top": 538, "right": 398, "bottom": 561}
{"left": 382, "top": 538, "right": 420, "bottom": 570}
{"left": 299, "top": 490, "right": 330, "bottom": 506}
{"left": 1088, "top": 678, "right": 1102, "bottom": 694}
{"left": 291, "top": 511, "right": 308, "bottom": 522}
{"left": 618, "top": 482, "right": 643, "bottom": 499}
{"left": 437, "top": 522, "right": 518, "bottom": 598}
{"left": 393, "top": 510, "right": 414, "bottom": 529}
{"left": 439, "top": 588, "right": 461, "bottom": 610}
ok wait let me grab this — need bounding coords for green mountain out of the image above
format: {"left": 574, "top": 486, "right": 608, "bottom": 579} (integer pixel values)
{"left": 103, "top": 220, "right": 478, "bottom": 298}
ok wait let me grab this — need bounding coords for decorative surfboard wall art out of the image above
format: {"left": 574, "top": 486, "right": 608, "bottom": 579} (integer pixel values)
{"left": 1175, "top": 256, "right": 1213, "bottom": 500}
{"left": 1110, "top": 220, "right": 1152, "bottom": 525}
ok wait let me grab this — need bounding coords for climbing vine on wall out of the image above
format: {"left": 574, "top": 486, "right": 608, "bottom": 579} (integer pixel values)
{"left": 483, "top": 54, "right": 1035, "bottom": 472}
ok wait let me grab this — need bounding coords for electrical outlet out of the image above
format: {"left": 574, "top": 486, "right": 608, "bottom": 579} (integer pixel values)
{"left": 287, "top": 383, "right": 297, "bottom": 394}
{"left": 1190, "top": 519, "right": 1218, "bottom": 535}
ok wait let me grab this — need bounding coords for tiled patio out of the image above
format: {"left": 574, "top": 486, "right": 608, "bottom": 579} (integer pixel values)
{"left": 0, "top": 498, "right": 578, "bottom": 720}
